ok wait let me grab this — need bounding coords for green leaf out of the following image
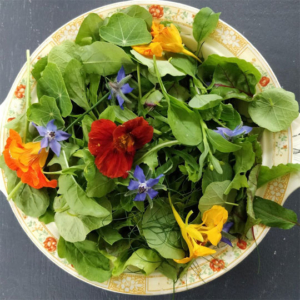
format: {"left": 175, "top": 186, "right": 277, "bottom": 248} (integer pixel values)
{"left": 224, "top": 173, "right": 248, "bottom": 195}
{"left": 100, "top": 13, "right": 151, "bottom": 47}
{"left": 123, "top": 5, "right": 152, "bottom": 30}
{"left": 37, "top": 62, "right": 72, "bottom": 117}
{"left": 193, "top": 7, "right": 220, "bottom": 45}
{"left": 27, "top": 95, "right": 64, "bottom": 127}
{"left": 80, "top": 41, "right": 136, "bottom": 76}
{"left": 75, "top": 13, "right": 103, "bottom": 46}
{"left": 48, "top": 40, "right": 81, "bottom": 75}
{"left": 57, "top": 238, "right": 111, "bottom": 282}
{"left": 199, "top": 54, "right": 261, "bottom": 83}
{"left": 131, "top": 50, "right": 185, "bottom": 77}
{"left": 254, "top": 196, "right": 298, "bottom": 229}
{"left": 248, "top": 88, "right": 299, "bottom": 132}
{"left": 202, "top": 162, "right": 233, "bottom": 192}
{"left": 88, "top": 74, "right": 101, "bottom": 105}
{"left": 142, "top": 200, "right": 185, "bottom": 260}
{"left": 211, "top": 63, "right": 258, "bottom": 101}
{"left": 82, "top": 115, "right": 93, "bottom": 143}
{"left": 48, "top": 143, "right": 79, "bottom": 169}
{"left": 167, "top": 82, "right": 190, "bottom": 102}
{"left": 189, "top": 94, "right": 223, "bottom": 110}
{"left": 198, "top": 180, "right": 232, "bottom": 214}
{"left": 38, "top": 189, "right": 56, "bottom": 224}
{"left": 207, "top": 129, "right": 242, "bottom": 153}
{"left": 219, "top": 103, "right": 242, "bottom": 130}
{"left": 258, "top": 163, "right": 300, "bottom": 188}
{"left": 64, "top": 59, "right": 90, "bottom": 111}
{"left": 167, "top": 53, "right": 197, "bottom": 78}
{"left": 99, "top": 226, "right": 123, "bottom": 245}
{"left": 157, "top": 260, "right": 180, "bottom": 281}
{"left": 5, "top": 114, "right": 26, "bottom": 139}
{"left": 234, "top": 141, "right": 255, "bottom": 174}
{"left": 13, "top": 184, "right": 49, "bottom": 218}
{"left": 32, "top": 56, "right": 48, "bottom": 81}
{"left": 0, "top": 156, "right": 20, "bottom": 194}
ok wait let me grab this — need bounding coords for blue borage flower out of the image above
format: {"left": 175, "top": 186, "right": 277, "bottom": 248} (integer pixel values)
{"left": 32, "top": 120, "right": 71, "bottom": 157}
{"left": 214, "top": 124, "right": 252, "bottom": 140}
{"left": 127, "top": 165, "right": 163, "bottom": 201}
{"left": 108, "top": 66, "right": 134, "bottom": 110}
{"left": 220, "top": 221, "right": 234, "bottom": 246}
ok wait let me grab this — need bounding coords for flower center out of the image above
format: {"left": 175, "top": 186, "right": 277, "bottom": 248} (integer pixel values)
{"left": 138, "top": 183, "right": 148, "bottom": 194}
{"left": 48, "top": 131, "right": 56, "bottom": 140}
{"left": 116, "top": 133, "right": 134, "bottom": 151}
{"left": 108, "top": 81, "right": 120, "bottom": 94}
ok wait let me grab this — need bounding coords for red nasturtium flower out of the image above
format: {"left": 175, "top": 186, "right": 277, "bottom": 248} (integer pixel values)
{"left": 3, "top": 129, "right": 57, "bottom": 189}
{"left": 259, "top": 76, "right": 270, "bottom": 87}
{"left": 88, "top": 117, "right": 153, "bottom": 179}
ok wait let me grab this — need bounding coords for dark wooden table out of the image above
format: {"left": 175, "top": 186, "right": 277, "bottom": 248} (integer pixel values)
{"left": 0, "top": 1, "right": 299, "bottom": 299}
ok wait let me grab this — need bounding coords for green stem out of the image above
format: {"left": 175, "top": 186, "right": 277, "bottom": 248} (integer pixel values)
{"left": 23, "top": 50, "right": 31, "bottom": 143}
{"left": 153, "top": 128, "right": 162, "bottom": 135}
{"left": 65, "top": 92, "right": 109, "bottom": 131}
{"left": 62, "top": 150, "right": 70, "bottom": 169}
{"left": 7, "top": 180, "right": 23, "bottom": 200}
{"left": 43, "top": 171, "right": 63, "bottom": 175}
{"left": 137, "top": 63, "right": 143, "bottom": 115}
{"left": 129, "top": 92, "right": 138, "bottom": 100}
{"left": 224, "top": 202, "right": 239, "bottom": 206}
{"left": 213, "top": 118, "right": 226, "bottom": 128}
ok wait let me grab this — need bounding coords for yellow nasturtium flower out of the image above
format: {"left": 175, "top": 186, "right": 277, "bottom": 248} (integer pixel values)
{"left": 132, "top": 42, "right": 163, "bottom": 57}
{"left": 169, "top": 197, "right": 228, "bottom": 264}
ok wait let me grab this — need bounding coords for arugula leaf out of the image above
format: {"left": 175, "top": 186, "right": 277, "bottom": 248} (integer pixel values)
{"left": 100, "top": 13, "right": 152, "bottom": 47}
{"left": 75, "top": 13, "right": 103, "bottom": 46}
{"left": 32, "top": 56, "right": 48, "bottom": 81}
{"left": 37, "top": 62, "right": 72, "bottom": 117}
{"left": 207, "top": 129, "right": 242, "bottom": 153}
{"left": 123, "top": 5, "right": 152, "bottom": 30}
{"left": 258, "top": 163, "right": 300, "bottom": 188}
{"left": 27, "top": 95, "right": 64, "bottom": 127}
{"left": 80, "top": 41, "right": 136, "bottom": 76}
{"left": 13, "top": 184, "right": 49, "bottom": 218}
{"left": 142, "top": 199, "right": 185, "bottom": 260}
{"left": 57, "top": 238, "right": 112, "bottom": 282}
{"left": 193, "top": 7, "right": 220, "bottom": 49}
{"left": 248, "top": 88, "right": 299, "bottom": 132}
{"left": 189, "top": 94, "right": 223, "bottom": 110}
{"left": 64, "top": 59, "right": 90, "bottom": 111}
{"left": 254, "top": 197, "right": 298, "bottom": 229}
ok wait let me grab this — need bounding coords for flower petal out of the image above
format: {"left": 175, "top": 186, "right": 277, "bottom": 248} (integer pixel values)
{"left": 134, "top": 193, "right": 147, "bottom": 201}
{"left": 146, "top": 174, "right": 164, "bottom": 187}
{"left": 128, "top": 179, "right": 140, "bottom": 191}
{"left": 121, "top": 83, "right": 134, "bottom": 95}
{"left": 147, "top": 188, "right": 158, "bottom": 199}
{"left": 32, "top": 123, "right": 47, "bottom": 136}
{"left": 214, "top": 127, "right": 234, "bottom": 139}
{"left": 133, "top": 165, "right": 146, "bottom": 183}
{"left": 233, "top": 125, "right": 252, "bottom": 136}
{"left": 117, "top": 66, "right": 126, "bottom": 82}
{"left": 40, "top": 137, "right": 49, "bottom": 149}
{"left": 46, "top": 119, "right": 57, "bottom": 132}
{"left": 55, "top": 130, "right": 71, "bottom": 142}
{"left": 221, "top": 236, "right": 233, "bottom": 247}
{"left": 116, "top": 94, "right": 125, "bottom": 110}
{"left": 50, "top": 139, "right": 61, "bottom": 157}
{"left": 222, "top": 221, "right": 234, "bottom": 233}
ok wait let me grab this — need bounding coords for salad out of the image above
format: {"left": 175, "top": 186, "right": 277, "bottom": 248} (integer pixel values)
{"left": 1, "top": 5, "right": 299, "bottom": 284}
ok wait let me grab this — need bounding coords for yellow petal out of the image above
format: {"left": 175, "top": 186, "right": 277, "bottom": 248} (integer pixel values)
{"left": 132, "top": 42, "right": 163, "bottom": 57}
{"left": 186, "top": 225, "right": 204, "bottom": 242}
{"left": 182, "top": 48, "right": 201, "bottom": 62}
{"left": 169, "top": 196, "right": 185, "bottom": 229}
{"left": 174, "top": 256, "right": 193, "bottom": 264}
{"left": 151, "top": 22, "right": 165, "bottom": 38}
{"left": 202, "top": 205, "right": 228, "bottom": 228}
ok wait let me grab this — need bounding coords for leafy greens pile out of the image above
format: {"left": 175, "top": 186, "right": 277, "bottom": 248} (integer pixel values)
{"left": 1, "top": 6, "right": 299, "bottom": 284}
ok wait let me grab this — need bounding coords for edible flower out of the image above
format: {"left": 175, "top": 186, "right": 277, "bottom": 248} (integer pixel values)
{"left": 108, "top": 66, "right": 134, "bottom": 110}
{"left": 214, "top": 124, "right": 252, "bottom": 140}
{"left": 32, "top": 120, "right": 71, "bottom": 157}
{"left": 88, "top": 117, "right": 153, "bottom": 179}
{"left": 3, "top": 129, "right": 57, "bottom": 189}
{"left": 132, "top": 42, "right": 163, "bottom": 58}
{"left": 220, "top": 222, "right": 234, "bottom": 247}
{"left": 127, "top": 165, "right": 163, "bottom": 201}
{"left": 170, "top": 198, "right": 228, "bottom": 264}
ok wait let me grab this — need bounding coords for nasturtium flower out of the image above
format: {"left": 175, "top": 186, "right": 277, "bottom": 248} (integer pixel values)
{"left": 32, "top": 120, "right": 71, "bottom": 157}
{"left": 3, "top": 129, "right": 57, "bottom": 189}
{"left": 127, "top": 165, "right": 163, "bottom": 201}
{"left": 220, "top": 221, "right": 234, "bottom": 247}
{"left": 151, "top": 22, "right": 165, "bottom": 37}
{"left": 214, "top": 124, "right": 252, "bottom": 140}
{"left": 108, "top": 66, "right": 134, "bottom": 110}
{"left": 132, "top": 42, "right": 163, "bottom": 57}
{"left": 170, "top": 199, "right": 228, "bottom": 264}
{"left": 88, "top": 117, "right": 153, "bottom": 179}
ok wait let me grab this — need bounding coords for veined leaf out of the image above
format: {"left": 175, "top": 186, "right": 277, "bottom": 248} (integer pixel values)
{"left": 123, "top": 5, "right": 152, "bottom": 30}
{"left": 32, "top": 56, "right": 48, "bottom": 81}
{"left": 189, "top": 94, "right": 222, "bottom": 110}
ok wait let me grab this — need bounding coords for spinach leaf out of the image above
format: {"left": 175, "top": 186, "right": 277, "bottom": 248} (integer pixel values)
{"left": 258, "top": 163, "right": 300, "bottom": 188}
{"left": 167, "top": 82, "right": 190, "bottom": 102}
{"left": 189, "top": 94, "right": 222, "bottom": 110}
{"left": 142, "top": 200, "right": 185, "bottom": 260}
{"left": 32, "top": 56, "right": 48, "bottom": 81}
{"left": 253, "top": 197, "right": 298, "bottom": 229}
{"left": 99, "top": 226, "right": 123, "bottom": 246}
{"left": 167, "top": 53, "right": 198, "bottom": 77}
{"left": 123, "top": 5, "right": 152, "bottom": 30}
{"left": 207, "top": 129, "right": 242, "bottom": 153}
{"left": 88, "top": 74, "right": 101, "bottom": 105}
{"left": 100, "top": 13, "right": 152, "bottom": 47}
{"left": 57, "top": 238, "right": 112, "bottom": 282}
{"left": 38, "top": 189, "right": 56, "bottom": 224}
{"left": 193, "top": 7, "right": 220, "bottom": 49}
{"left": 219, "top": 103, "right": 241, "bottom": 130}
{"left": 13, "top": 184, "right": 49, "bottom": 218}
{"left": 0, "top": 156, "right": 20, "bottom": 194}
{"left": 48, "top": 40, "right": 81, "bottom": 75}
{"left": 75, "top": 13, "right": 103, "bottom": 46}
{"left": 37, "top": 62, "right": 72, "bottom": 117}
{"left": 80, "top": 41, "right": 136, "bottom": 76}
{"left": 248, "top": 88, "right": 299, "bottom": 132}
{"left": 27, "top": 95, "right": 64, "bottom": 127}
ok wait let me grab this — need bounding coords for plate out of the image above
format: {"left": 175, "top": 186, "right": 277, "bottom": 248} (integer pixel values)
{"left": 1, "top": 0, "right": 300, "bottom": 296}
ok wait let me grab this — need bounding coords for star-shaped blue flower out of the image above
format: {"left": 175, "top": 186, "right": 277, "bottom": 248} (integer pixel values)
{"left": 108, "top": 66, "right": 134, "bottom": 110}
{"left": 33, "top": 120, "right": 71, "bottom": 157}
{"left": 220, "top": 221, "right": 234, "bottom": 247}
{"left": 128, "top": 165, "right": 163, "bottom": 201}
{"left": 214, "top": 124, "right": 252, "bottom": 140}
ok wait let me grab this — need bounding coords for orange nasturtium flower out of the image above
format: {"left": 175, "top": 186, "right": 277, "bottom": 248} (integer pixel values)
{"left": 151, "top": 22, "right": 165, "bottom": 37}
{"left": 3, "top": 129, "right": 57, "bottom": 189}
{"left": 170, "top": 198, "right": 228, "bottom": 264}
{"left": 132, "top": 42, "right": 163, "bottom": 57}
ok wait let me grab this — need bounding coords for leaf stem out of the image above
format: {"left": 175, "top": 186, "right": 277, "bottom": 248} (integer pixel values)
{"left": 7, "top": 180, "right": 23, "bottom": 200}
{"left": 224, "top": 202, "right": 239, "bottom": 206}
{"left": 65, "top": 92, "right": 109, "bottom": 131}
{"left": 153, "top": 128, "right": 162, "bottom": 135}
{"left": 23, "top": 50, "right": 31, "bottom": 143}
{"left": 137, "top": 63, "right": 143, "bottom": 115}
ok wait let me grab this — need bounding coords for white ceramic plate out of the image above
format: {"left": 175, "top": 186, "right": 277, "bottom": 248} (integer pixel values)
{"left": 1, "top": 1, "right": 300, "bottom": 296}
